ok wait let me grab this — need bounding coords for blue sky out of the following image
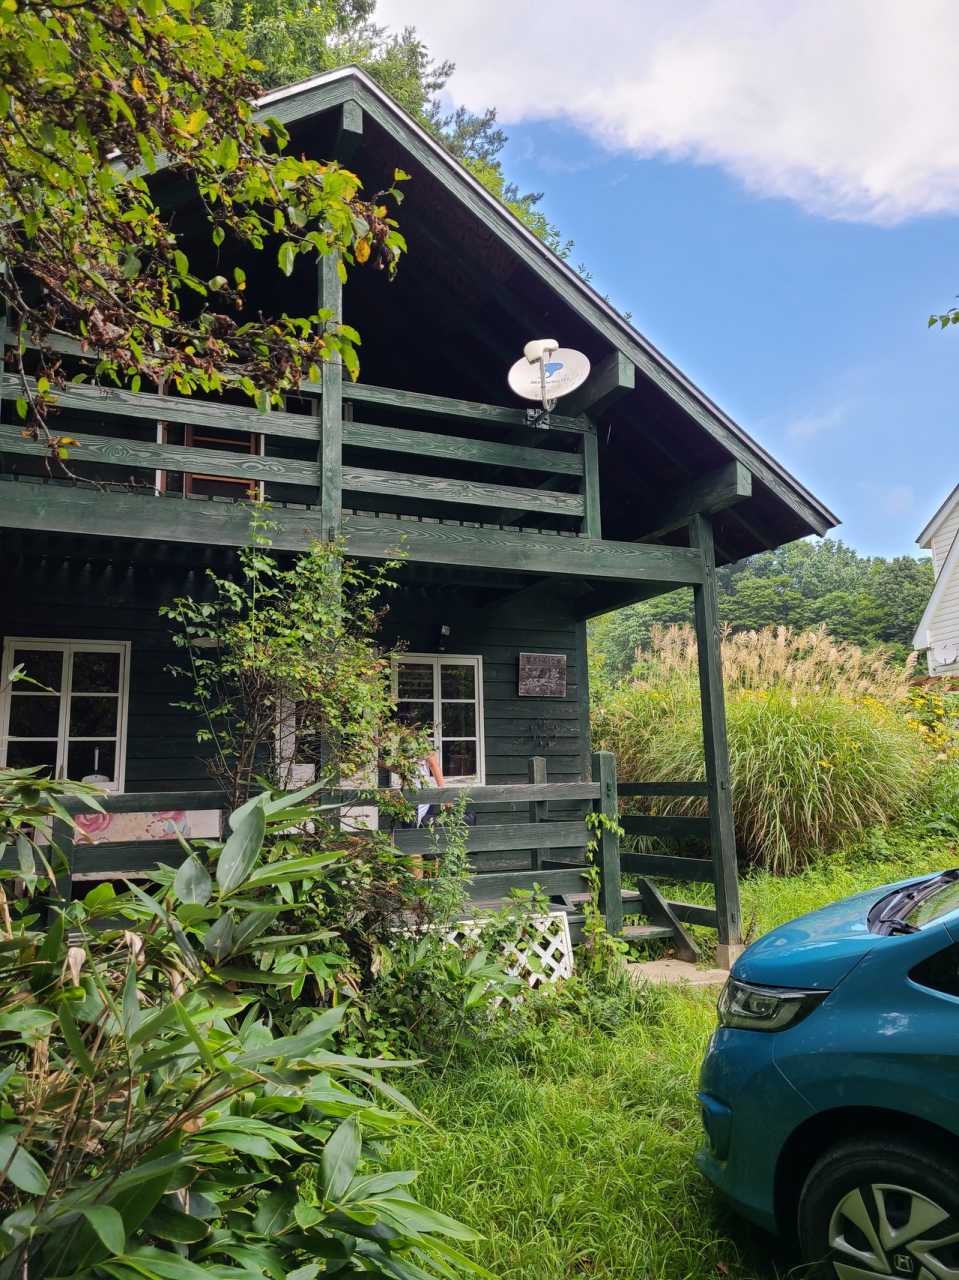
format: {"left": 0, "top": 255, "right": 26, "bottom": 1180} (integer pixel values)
{"left": 375, "top": 0, "right": 959, "bottom": 561}
{"left": 501, "top": 120, "right": 959, "bottom": 559}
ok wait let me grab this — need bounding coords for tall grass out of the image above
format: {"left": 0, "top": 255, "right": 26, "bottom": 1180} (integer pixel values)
{"left": 594, "top": 625, "right": 927, "bottom": 872}
{"left": 631, "top": 622, "right": 915, "bottom": 700}
{"left": 390, "top": 988, "right": 774, "bottom": 1280}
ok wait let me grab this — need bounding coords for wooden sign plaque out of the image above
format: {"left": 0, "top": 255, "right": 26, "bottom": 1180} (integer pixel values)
{"left": 518, "top": 652, "right": 567, "bottom": 698}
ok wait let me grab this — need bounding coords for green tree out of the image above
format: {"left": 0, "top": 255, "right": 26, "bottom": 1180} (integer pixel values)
{"left": 1, "top": 0, "right": 406, "bottom": 450}
{"left": 204, "top": 0, "right": 571, "bottom": 254}
{"left": 589, "top": 537, "right": 934, "bottom": 676}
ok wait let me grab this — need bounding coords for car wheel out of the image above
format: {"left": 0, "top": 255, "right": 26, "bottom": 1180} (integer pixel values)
{"left": 798, "top": 1137, "right": 959, "bottom": 1279}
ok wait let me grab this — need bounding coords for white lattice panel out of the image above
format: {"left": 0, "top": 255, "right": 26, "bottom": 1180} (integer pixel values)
{"left": 444, "top": 911, "right": 573, "bottom": 989}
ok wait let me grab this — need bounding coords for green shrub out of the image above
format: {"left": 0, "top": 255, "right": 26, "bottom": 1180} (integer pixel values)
{"left": 0, "top": 775, "right": 489, "bottom": 1280}
{"left": 594, "top": 624, "right": 927, "bottom": 873}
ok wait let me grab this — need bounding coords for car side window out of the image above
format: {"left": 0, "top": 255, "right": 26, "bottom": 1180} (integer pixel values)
{"left": 910, "top": 941, "right": 959, "bottom": 997}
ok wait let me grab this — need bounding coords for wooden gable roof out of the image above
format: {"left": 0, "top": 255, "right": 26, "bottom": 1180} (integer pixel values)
{"left": 173, "top": 66, "right": 839, "bottom": 565}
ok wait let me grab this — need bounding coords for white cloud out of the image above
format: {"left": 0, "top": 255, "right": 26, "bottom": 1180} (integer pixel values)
{"left": 785, "top": 404, "right": 847, "bottom": 444}
{"left": 374, "top": 0, "right": 959, "bottom": 223}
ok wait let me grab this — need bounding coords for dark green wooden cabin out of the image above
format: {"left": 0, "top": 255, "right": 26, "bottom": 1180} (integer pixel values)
{"left": 0, "top": 68, "right": 837, "bottom": 963}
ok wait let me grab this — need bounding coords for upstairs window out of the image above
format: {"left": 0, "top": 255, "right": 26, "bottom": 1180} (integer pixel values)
{"left": 393, "top": 655, "right": 485, "bottom": 785}
{"left": 0, "top": 639, "right": 131, "bottom": 791}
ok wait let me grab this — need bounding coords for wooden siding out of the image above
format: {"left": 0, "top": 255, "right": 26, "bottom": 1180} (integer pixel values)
{"left": 0, "top": 543, "right": 593, "bottom": 821}
{"left": 0, "top": 550, "right": 214, "bottom": 791}
{"left": 381, "top": 586, "right": 588, "bottom": 788}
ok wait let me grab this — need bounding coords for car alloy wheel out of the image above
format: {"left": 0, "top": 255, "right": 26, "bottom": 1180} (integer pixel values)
{"left": 826, "top": 1182, "right": 959, "bottom": 1278}
{"left": 799, "top": 1139, "right": 959, "bottom": 1280}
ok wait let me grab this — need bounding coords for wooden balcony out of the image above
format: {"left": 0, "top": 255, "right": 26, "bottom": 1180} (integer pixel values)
{"left": 0, "top": 370, "right": 705, "bottom": 589}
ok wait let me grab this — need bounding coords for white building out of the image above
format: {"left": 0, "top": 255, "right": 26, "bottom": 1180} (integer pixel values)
{"left": 913, "top": 484, "right": 959, "bottom": 675}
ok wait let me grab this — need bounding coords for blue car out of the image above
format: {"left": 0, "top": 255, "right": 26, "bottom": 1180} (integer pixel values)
{"left": 697, "top": 868, "right": 959, "bottom": 1279}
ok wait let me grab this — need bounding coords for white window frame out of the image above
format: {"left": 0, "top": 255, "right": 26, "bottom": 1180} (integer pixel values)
{"left": 0, "top": 638, "right": 131, "bottom": 792}
{"left": 392, "top": 654, "right": 485, "bottom": 786}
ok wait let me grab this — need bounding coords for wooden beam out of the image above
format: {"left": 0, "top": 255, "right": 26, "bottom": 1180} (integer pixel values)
{"left": 0, "top": 480, "right": 323, "bottom": 549}
{"left": 0, "top": 375, "right": 319, "bottom": 443}
{"left": 667, "top": 901, "right": 719, "bottom": 929}
{"left": 342, "top": 464, "right": 585, "bottom": 517}
{"left": 562, "top": 351, "right": 635, "bottom": 418}
{"left": 318, "top": 252, "right": 342, "bottom": 539}
{"left": 343, "top": 515, "right": 707, "bottom": 583}
{"left": 633, "top": 462, "right": 752, "bottom": 541}
{"left": 334, "top": 381, "right": 588, "bottom": 435}
{"left": 619, "top": 781, "right": 709, "bottom": 797}
{"left": 529, "top": 756, "right": 549, "bottom": 871}
{"left": 689, "top": 511, "right": 742, "bottom": 949}
{"left": 620, "top": 854, "right": 715, "bottom": 882}
{"left": 463, "top": 867, "right": 592, "bottom": 902}
{"left": 0, "top": 424, "right": 319, "bottom": 487}
{"left": 343, "top": 420, "right": 583, "bottom": 475}
{"left": 334, "top": 99, "right": 363, "bottom": 162}
{"left": 393, "top": 820, "right": 590, "bottom": 856}
{"left": 619, "top": 815, "right": 710, "bottom": 839}
{"left": 371, "top": 781, "right": 601, "bottom": 805}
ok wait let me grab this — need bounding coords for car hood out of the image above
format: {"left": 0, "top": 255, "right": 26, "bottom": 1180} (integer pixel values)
{"left": 733, "top": 873, "right": 943, "bottom": 990}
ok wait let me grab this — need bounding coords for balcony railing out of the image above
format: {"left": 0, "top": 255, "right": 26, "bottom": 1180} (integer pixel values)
{"left": 0, "top": 372, "right": 593, "bottom": 532}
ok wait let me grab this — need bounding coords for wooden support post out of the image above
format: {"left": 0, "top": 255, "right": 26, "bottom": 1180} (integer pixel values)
{"left": 528, "top": 756, "right": 549, "bottom": 871}
{"left": 580, "top": 424, "right": 602, "bottom": 539}
{"left": 334, "top": 99, "right": 363, "bottom": 163}
{"left": 688, "top": 511, "right": 744, "bottom": 963}
{"left": 592, "top": 750, "right": 622, "bottom": 937}
{"left": 318, "top": 252, "right": 343, "bottom": 541}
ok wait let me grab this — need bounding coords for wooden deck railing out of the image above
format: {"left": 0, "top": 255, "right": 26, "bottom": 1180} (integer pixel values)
{"left": 49, "top": 753, "right": 624, "bottom": 930}
{"left": 49, "top": 760, "right": 738, "bottom": 957}
{"left": 0, "top": 369, "right": 593, "bottom": 535}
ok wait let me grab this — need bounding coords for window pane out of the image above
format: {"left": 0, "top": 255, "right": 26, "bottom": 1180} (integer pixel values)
{"left": 12, "top": 648, "right": 62, "bottom": 691}
{"left": 910, "top": 942, "right": 959, "bottom": 998}
{"left": 6, "top": 740, "right": 58, "bottom": 772}
{"left": 72, "top": 651, "right": 121, "bottom": 694}
{"left": 67, "top": 740, "right": 116, "bottom": 782}
{"left": 442, "top": 740, "right": 477, "bottom": 778}
{"left": 397, "top": 701, "right": 434, "bottom": 731}
{"left": 397, "top": 663, "right": 434, "bottom": 700}
{"left": 8, "top": 694, "right": 61, "bottom": 737}
{"left": 441, "top": 664, "right": 475, "bottom": 700}
{"left": 442, "top": 702, "right": 476, "bottom": 736}
{"left": 69, "top": 696, "right": 118, "bottom": 737}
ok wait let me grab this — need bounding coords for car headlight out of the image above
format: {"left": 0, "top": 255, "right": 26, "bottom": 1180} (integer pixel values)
{"left": 717, "top": 977, "right": 828, "bottom": 1032}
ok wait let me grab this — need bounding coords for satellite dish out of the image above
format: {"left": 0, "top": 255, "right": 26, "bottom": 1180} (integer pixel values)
{"left": 934, "top": 641, "right": 957, "bottom": 666}
{"left": 508, "top": 338, "right": 590, "bottom": 412}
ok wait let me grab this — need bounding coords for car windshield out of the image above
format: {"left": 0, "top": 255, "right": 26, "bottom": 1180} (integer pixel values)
{"left": 907, "top": 876, "right": 959, "bottom": 927}
{"left": 868, "top": 870, "right": 959, "bottom": 934}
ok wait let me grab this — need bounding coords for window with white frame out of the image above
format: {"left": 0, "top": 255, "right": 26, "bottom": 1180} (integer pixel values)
{"left": 0, "top": 639, "right": 131, "bottom": 791}
{"left": 393, "top": 655, "right": 484, "bottom": 785}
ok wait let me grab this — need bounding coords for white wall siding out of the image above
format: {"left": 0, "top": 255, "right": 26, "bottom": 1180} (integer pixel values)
{"left": 927, "top": 571, "right": 959, "bottom": 673}
{"left": 932, "top": 502, "right": 959, "bottom": 577}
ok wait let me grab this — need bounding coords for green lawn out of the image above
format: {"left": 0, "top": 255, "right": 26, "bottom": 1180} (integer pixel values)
{"left": 390, "top": 832, "right": 955, "bottom": 1280}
